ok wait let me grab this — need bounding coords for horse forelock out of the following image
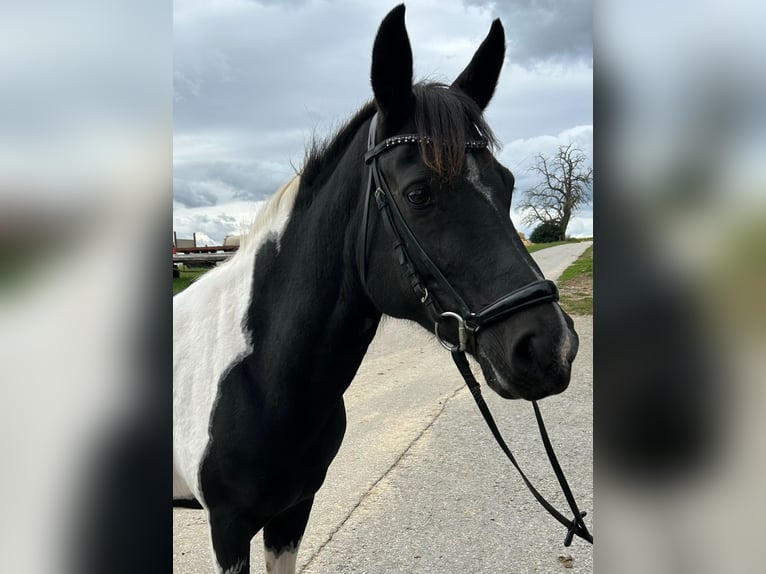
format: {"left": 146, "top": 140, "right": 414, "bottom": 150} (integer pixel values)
{"left": 413, "top": 82, "right": 498, "bottom": 181}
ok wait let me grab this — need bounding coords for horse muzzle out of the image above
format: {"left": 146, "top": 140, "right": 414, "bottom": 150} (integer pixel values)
{"left": 475, "top": 310, "right": 579, "bottom": 401}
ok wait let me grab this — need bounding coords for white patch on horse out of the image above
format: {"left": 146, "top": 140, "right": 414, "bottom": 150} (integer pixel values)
{"left": 221, "top": 558, "right": 247, "bottom": 574}
{"left": 264, "top": 542, "right": 300, "bottom": 574}
{"left": 483, "top": 354, "right": 513, "bottom": 393}
{"left": 465, "top": 155, "right": 544, "bottom": 280}
{"left": 465, "top": 155, "right": 502, "bottom": 216}
{"left": 173, "top": 176, "right": 301, "bottom": 503}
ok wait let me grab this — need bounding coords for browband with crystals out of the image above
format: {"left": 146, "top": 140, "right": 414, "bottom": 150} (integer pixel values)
{"left": 364, "top": 133, "right": 489, "bottom": 164}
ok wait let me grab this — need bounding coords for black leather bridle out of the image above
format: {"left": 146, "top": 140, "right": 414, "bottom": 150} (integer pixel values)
{"left": 357, "top": 113, "right": 593, "bottom": 547}
{"left": 358, "top": 115, "right": 560, "bottom": 353}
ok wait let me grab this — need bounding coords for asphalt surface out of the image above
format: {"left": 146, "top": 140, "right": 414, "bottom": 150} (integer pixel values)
{"left": 173, "top": 241, "right": 593, "bottom": 573}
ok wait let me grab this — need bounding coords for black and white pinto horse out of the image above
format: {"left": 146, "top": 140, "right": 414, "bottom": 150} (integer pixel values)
{"left": 174, "top": 5, "right": 578, "bottom": 573}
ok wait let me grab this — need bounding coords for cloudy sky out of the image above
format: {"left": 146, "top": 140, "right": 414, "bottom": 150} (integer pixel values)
{"left": 173, "top": 0, "right": 593, "bottom": 245}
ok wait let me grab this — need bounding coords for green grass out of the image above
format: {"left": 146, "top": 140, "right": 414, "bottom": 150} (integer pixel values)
{"left": 558, "top": 245, "right": 593, "bottom": 282}
{"left": 557, "top": 245, "right": 593, "bottom": 315}
{"left": 709, "top": 216, "right": 766, "bottom": 336}
{"left": 173, "top": 268, "right": 209, "bottom": 296}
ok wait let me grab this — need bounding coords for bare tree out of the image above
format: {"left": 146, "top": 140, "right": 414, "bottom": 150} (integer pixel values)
{"left": 517, "top": 143, "right": 593, "bottom": 240}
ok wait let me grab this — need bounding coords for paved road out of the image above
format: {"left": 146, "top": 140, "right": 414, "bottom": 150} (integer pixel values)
{"left": 173, "top": 241, "right": 593, "bottom": 573}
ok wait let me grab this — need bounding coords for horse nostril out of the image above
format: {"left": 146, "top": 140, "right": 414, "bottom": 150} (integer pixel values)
{"left": 511, "top": 331, "right": 569, "bottom": 371}
{"left": 511, "top": 332, "right": 536, "bottom": 367}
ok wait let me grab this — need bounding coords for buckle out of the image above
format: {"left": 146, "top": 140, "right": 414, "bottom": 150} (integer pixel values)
{"left": 435, "top": 312, "right": 469, "bottom": 352}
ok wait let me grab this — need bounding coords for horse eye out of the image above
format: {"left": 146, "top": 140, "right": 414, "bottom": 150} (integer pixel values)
{"left": 406, "top": 187, "right": 430, "bottom": 206}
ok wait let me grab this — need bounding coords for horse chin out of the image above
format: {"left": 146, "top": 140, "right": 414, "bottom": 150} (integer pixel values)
{"left": 477, "top": 354, "right": 523, "bottom": 399}
{"left": 476, "top": 352, "right": 568, "bottom": 401}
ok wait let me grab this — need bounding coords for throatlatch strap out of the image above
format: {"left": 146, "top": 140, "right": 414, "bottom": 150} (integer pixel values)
{"left": 450, "top": 349, "right": 593, "bottom": 546}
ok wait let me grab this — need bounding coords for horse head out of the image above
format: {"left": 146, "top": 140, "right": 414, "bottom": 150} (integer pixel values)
{"left": 362, "top": 5, "right": 579, "bottom": 401}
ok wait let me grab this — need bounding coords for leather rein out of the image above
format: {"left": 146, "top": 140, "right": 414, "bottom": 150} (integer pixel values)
{"left": 357, "top": 113, "right": 593, "bottom": 547}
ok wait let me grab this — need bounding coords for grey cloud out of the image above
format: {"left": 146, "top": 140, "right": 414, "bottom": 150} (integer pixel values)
{"left": 173, "top": 177, "right": 218, "bottom": 208}
{"left": 173, "top": 1, "right": 591, "bottom": 160}
{"left": 173, "top": 3, "right": 372, "bottom": 137}
{"left": 488, "top": 80, "right": 593, "bottom": 142}
{"left": 174, "top": 160, "right": 294, "bottom": 206}
{"left": 467, "top": 0, "right": 592, "bottom": 67}
{"left": 207, "top": 161, "right": 293, "bottom": 202}
{"left": 173, "top": 1, "right": 592, "bottom": 235}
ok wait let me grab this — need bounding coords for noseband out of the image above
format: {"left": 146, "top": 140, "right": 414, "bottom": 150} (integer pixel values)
{"left": 356, "top": 113, "right": 593, "bottom": 547}
{"left": 357, "top": 113, "right": 559, "bottom": 352}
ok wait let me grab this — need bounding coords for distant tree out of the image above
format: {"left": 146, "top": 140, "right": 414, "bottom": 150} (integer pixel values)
{"left": 517, "top": 143, "right": 593, "bottom": 240}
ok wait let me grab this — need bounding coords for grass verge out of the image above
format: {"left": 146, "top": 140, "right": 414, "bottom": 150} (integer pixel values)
{"left": 557, "top": 245, "right": 593, "bottom": 315}
{"left": 173, "top": 267, "right": 209, "bottom": 296}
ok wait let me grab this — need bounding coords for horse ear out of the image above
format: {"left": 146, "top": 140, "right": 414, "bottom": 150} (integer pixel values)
{"left": 451, "top": 19, "right": 505, "bottom": 110}
{"left": 371, "top": 4, "right": 415, "bottom": 128}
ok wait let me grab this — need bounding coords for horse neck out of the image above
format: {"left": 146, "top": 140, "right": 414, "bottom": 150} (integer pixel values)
{"left": 244, "top": 126, "right": 380, "bottom": 399}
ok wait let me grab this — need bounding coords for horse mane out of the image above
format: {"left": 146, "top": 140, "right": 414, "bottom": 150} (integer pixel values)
{"left": 301, "top": 102, "right": 376, "bottom": 188}
{"left": 239, "top": 174, "right": 301, "bottom": 250}
{"left": 301, "top": 82, "right": 498, "bottom": 187}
